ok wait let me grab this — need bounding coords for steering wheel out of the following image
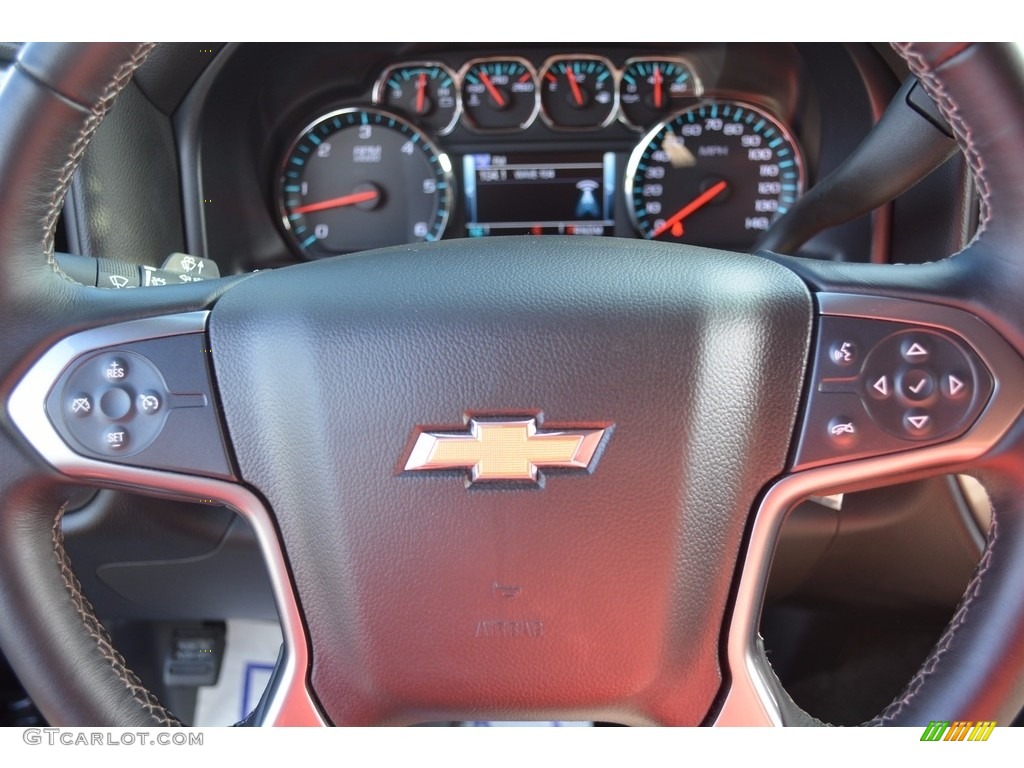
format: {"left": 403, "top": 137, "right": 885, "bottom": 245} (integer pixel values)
{"left": 2, "top": 42, "right": 1024, "bottom": 727}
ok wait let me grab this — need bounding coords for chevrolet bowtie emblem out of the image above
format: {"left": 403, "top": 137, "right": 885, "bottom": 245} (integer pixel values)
{"left": 403, "top": 417, "right": 610, "bottom": 484}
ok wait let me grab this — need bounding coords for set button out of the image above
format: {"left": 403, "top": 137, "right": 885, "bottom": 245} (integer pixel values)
{"left": 103, "top": 426, "right": 130, "bottom": 450}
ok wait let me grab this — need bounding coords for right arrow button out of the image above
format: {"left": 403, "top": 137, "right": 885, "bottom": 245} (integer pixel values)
{"left": 945, "top": 373, "right": 968, "bottom": 399}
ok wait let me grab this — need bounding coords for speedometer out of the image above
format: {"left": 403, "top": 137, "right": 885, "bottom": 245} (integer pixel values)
{"left": 626, "top": 101, "right": 804, "bottom": 250}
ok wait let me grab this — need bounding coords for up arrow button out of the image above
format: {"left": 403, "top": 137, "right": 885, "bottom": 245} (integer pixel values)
{"left": 902, "top": 341, "right": 929, "bottom": 361}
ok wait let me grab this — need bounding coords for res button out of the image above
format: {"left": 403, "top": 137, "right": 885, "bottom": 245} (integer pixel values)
{"left": 102, "top": 357, "right": 129, "bottom": 382}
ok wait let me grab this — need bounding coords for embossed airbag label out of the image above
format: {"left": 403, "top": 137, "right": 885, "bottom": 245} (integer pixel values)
{"left": 474, "top": 620, "right": 544, "bottom": 638}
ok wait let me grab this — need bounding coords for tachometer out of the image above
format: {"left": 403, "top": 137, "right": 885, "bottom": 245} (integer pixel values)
{"left": 626, "top": 101, "right": 803, "bottom": 250}
{"left": 279, "top": 108, "right": 453, "bottom": 259}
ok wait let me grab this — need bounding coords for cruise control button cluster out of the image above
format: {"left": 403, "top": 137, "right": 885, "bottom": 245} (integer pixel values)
{"left": 58, "top": 351, "right": 178, "bottom": 456}
{"left": 43, "top": 332, "right": 234, "bottom": 480}
{"left": 793, "top": 316, "right": 994, "bottom": 470}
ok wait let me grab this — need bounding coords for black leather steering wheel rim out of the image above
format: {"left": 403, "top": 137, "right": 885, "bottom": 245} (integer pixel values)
{"left": 1, "top": 42, "right": 1024, "bottom": 727}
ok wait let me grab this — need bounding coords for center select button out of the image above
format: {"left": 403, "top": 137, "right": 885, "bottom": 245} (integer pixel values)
{"left": 99, "top": 388, "right": 132, "bottom": 420}
{"left": 899, "top": 368, "right": 936, "bottom": 402}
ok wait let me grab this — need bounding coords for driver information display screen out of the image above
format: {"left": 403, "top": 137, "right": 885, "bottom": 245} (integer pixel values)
{"left": 463, "top": 151, "right": 616, "bottom": 237}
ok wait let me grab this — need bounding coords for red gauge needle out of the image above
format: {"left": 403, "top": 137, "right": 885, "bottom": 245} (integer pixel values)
{"left": 292, "top": 188, "right": 379, "bottom": 215}
{"left": 653, "top": 64, "right": 664, "bottom": 109}
{"left": 565, "top": 67, "right": 584, "bottom": 106}
{"left": 415, "top": 72, "right": 427, "bottom": 114}
{"left": 478, "top": 70, "right": 507, "bottom": 108}
{"left": 651, "top": 180, "right": 728, "bottom": 238}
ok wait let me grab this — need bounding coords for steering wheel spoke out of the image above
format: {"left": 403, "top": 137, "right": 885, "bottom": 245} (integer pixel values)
{"left": 716, "top": 280, "right": 1024, "bottom": 726}
{"left": 5, "top": 308, "right": 325, "bottom": 726}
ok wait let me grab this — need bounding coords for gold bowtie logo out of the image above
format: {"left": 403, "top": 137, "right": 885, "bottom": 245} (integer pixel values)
{"left": 403, "top": 417, "right": 610, "bottom": 484}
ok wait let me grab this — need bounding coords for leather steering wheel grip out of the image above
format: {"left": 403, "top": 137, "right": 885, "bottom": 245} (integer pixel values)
{"left": 2, "top": 42, "right": 1024, "bottom": 727}
{"left": 863, "top": 42, "right": 1024, "bottom": 726}
{"left": 0, "top": 43, "right": 185, "bottom": 728}
{"left": 767, "top": 42, "right": 1024, "bottom": 726}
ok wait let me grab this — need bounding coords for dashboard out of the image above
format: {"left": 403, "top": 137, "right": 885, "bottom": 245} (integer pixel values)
{"left": 184, "top": 43, "right": 902, "bottom": 274}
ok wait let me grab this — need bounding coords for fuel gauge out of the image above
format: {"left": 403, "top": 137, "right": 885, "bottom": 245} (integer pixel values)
{"left": 539, "top": 55, "right": 617, "bottom": 130}
{"left": 374, "top": 62, "right": 460, "bottom": 135}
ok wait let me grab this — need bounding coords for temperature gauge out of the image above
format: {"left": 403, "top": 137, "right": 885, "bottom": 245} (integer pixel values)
{"left": 539, "top": 55, "right": 617, "bottom": 130}
{"left": 373, "top": 62, "right": 460, "bottom": 135}
{"left": 460, "top": 57, "right": 539, "bottom": 132}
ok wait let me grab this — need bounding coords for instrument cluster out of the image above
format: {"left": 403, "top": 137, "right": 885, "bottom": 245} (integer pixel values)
{"left": 275, "top": 50, "right": 807, "bottom": 260}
